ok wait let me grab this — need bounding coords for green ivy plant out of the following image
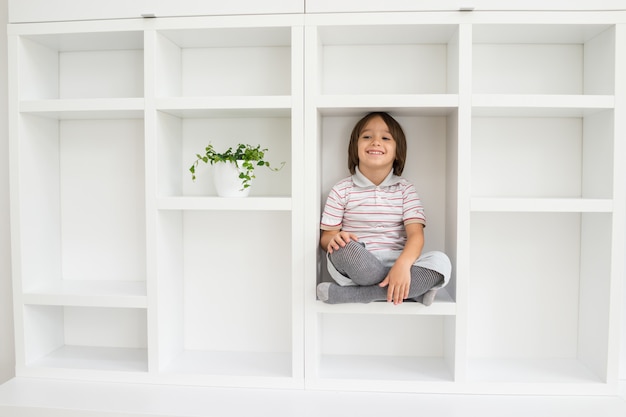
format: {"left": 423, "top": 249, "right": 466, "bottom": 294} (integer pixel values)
{"left": 189, "top": 143, "right": 285, "bottom": 190}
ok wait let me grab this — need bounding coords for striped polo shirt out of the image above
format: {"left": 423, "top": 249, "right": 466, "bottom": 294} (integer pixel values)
{"left": 320, "top": 167, "right": 426, "bottom": 252}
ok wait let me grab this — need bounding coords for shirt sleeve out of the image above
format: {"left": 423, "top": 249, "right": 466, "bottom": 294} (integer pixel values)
{"left": 402, "top": 183, "right": 426, "bottom": 227}
{"left": 320, "top": 183, "right": 346, "bottom": 231}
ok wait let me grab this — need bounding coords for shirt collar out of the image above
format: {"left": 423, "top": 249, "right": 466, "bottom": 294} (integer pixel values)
{"left": 353, "top": 166, "right": 403, "bottom": 188}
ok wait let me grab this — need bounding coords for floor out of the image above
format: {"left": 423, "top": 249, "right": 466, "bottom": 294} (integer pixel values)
{"left": 0, "top": 378, "right": 626, "bottom": 417}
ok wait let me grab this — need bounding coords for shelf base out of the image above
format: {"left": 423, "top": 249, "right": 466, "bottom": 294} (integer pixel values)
{"left": 1, "top": 377, "right": 625, "bottom": 417}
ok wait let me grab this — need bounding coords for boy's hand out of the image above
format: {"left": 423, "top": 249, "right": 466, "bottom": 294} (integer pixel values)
{"left": 379, "top": 264, "right": 411, "bottom": 305}
{"left": 326, "top": 231, "right": 358, "bottom": 253}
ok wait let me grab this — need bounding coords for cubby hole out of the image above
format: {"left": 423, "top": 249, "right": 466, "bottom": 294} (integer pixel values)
{"left": 155, "top": 210, "right": 294, "bottom": 378}
{"left": 316, "top": 110, "right": 459, "bottom": 303}
{"left": 17, "top": 114, "right": 146, "bottom": 296}
{"left": 155, "top": 27, "right": 292, "bottom": 97}
{"left": 317, "top": 313, "right": 455, "bottom": 381}
{"left": 18, "top": 31, "right": 144, "bottom": 100}
{"left": 472, "top": 24, "right": 615, "bottom": 95}
{"left": 314, "top": 24, "right": 460, "bottom": 95}
{"left": 471, "top": 110, "right": 614, "bottom": 200}
{"left": 468, "top": 212, "right": 612, "bottom": 383}
{"left": 156, "top": 110, "right": 291, "bottom": 198}
{"left": 23, "top": 305, "right": 148, "bottom": 372}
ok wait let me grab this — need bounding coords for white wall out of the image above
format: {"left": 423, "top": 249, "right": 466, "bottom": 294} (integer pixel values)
{"left": 0, "top": 0, "right": 14, "bottom": 385}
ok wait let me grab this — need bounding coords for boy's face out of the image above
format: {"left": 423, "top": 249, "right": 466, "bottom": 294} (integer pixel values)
{"left": 357, "top": 116, "right": 397, "bottom": 174}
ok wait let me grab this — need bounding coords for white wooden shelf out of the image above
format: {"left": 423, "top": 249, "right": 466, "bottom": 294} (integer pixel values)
{"left": 472, "top": 94, "right": 614, "bottom": 117}
{"left": 318, "top": 355, "right": 453, "bottom": 384}
{"left": 315, "top": 94, "right": 459, "bottom": 116}
{"left": 27, "top": 346, "right": 148, "bottom": 373}
{"left": 314, "top": 288, "right": 455, "bottom": 315}
{"left": 19, "top": 98, "right": 145, "bottom": 119}
{"left": 470, "top": 198, "right": 614, "bottom": 213}
{"left": 162, "top": 350, "right": 292, "bottom": 379}
{"left": 22, "top": 280, "right": 147, "bottom": 308}
{"left": 156, "top": 196, "right": 291, "bottom": 211}
{"left": 155, "top": 96, "right": 292, "bottom": 118}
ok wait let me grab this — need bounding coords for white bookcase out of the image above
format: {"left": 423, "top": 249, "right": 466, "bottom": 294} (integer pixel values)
{"left": 7, "top": 9, "right": 626, "bottom": 397}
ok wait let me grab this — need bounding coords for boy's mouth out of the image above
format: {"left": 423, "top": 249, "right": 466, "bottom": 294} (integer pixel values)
{"left": 367, "top": 150, "right": 384, "bottom": 155}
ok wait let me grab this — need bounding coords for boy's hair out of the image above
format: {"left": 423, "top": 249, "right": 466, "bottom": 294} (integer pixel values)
{"left": 347, "top": 112, "right": 407, "bottom": 175}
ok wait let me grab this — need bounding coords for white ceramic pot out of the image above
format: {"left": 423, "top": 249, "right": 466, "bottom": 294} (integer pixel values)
{"left": 213, "top": 160, "right": 250, "bottom": 197}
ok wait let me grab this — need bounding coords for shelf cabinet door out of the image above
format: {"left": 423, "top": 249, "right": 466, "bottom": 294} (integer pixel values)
{"left": 9, "top": 0, "right": 148, "bottom": 23}
{"left": 305, "top": 0, "right": 626, "bottom": 13}
{"left": 151, "top": 0, "right": 304, "bottom": 17}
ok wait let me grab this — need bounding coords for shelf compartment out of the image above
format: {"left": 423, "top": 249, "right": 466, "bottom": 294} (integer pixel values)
{"left": 317, "top": 314, "right": 455, "bottom": 382}
{"left": 17, "top": 31, "right": 144, "bottom": 100}
{"left": 155, "top": 210, "right": 294, "bottom": 379}
{"left": 16, "top": 115, "right": 146, "bottom": 292}
{"left": 468, "top": 212, "right": 613, "bottom": 384}
{"left": 155, "top": 27, "right": 292, "bottom": 98}
{"left": 313, "top": 24, "right": 460, "bottom": 95}
{"left": 156, "top": 111, "right": 291, "bottom": 198}
{"left": 23, "top": 305, "right": 148, "bottom": 373}
{"left": 22, "top": 280, "right": 147, "bottom": 308}
{"left": 471, "top": 110, "right": 614, "bottom": 199}
{"left": 317, "top": 111, "right": 459, "bottom": 303}
{"left": 473, "top": 24, "right": 615, "bottom": 95}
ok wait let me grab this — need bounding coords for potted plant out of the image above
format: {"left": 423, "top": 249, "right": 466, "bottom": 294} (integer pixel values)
{"left": 189, "top": 143, "right": 284, "bottom": 197}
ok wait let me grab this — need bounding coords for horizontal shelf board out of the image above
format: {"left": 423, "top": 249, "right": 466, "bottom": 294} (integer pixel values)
{"left": 162, "top": 350, "right": 292, "bottom": 378}
{"left": 472, "top": 24, "right": 614, "bottom": 45}
{"left": 316, "top": 24, "right": 460, "bottom": 45}
{"left": 315, "top": 94, "right": 458, "bottom": 116}
{"left": 22, "top": 280, "right": 147, "bottom": 308}
{"left": 314, "top": 287, "right": 455, "bottom": 315}
{"left": 157, "top": 26, "right": 293, "bottom": 48}
{"left": 16, "top": 29, "right": 144, "bottom": 51}
{"left": 157, "top": 196, "right": 291, "bottom": 211}
{"left": 472, "top": 94, "right": 614, "bottom": 117}
{"left": 1, "top": 378, "right": 623, "bottom": 417}
{"left": 29, "top": 346, "right": 148, "bottom": 373}
{"left": 467, "top": 358, "right": 604, "bottom": 384}
{"left": 319, "top": 355, "right": 453, "bottom": 382}
{"left": 155, "top": 96, "right": 292, "bottom": 118}
{"left": 470, "top": 198, "right": 613, "bottom": 213}
{"left": 19, "top": 98, "right": 145, "bottom": 119}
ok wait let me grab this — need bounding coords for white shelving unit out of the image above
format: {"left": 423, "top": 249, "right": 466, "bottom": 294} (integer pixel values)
{"left": 303, "top": 13, "right": 625, "bottom": 395}
{"left": 6, "top": 7, "right": 626, "bottom": 403}
{"left": 303, "top": 19, "right": 463, "bottom": 392}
